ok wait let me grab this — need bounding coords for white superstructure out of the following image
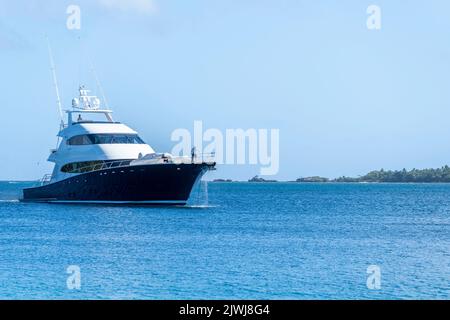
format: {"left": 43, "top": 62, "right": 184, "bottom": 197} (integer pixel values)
{"left": 47, "top": 86, "right": 155, "bottom": 183}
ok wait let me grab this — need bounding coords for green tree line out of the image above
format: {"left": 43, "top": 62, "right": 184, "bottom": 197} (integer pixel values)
{"left": 334, "top": 166, "right": 450, "bottom": 183}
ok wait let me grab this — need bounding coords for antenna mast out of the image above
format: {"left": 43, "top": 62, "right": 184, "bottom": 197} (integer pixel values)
{"left": 46, "top": 36, "right": 64, "bottom": 127}
{"left": 78, "top": 36, "right": 110, "bottom": 109}
{"left": 89, "top": 58, "right": 110, "bottom": 110}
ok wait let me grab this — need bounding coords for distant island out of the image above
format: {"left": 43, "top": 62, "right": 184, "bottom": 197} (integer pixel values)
{"left": 211, "top": 166, "right": 450, "bottom": 183}
{"left": 298, "top": 166, "right": 450, "bottom": 183}
{"left": 213, "top": 176, "right": 279, "bottom": 183}
{"left": 296, "top": 176, "right": 329, "bottom": 183}
{"left": 212, "top": 179, "right": 234, "bottom": 183}
{"left": 248, "top": 175, "right": 278, "bottom": 183}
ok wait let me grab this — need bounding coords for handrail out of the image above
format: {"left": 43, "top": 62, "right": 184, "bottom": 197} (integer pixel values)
{"left": 40, "top": 155, "right": 216, "bottom": 186}
{"left": 40, "top": 174, "right": 53, "bottom": 186}
{"left": 197, "top": 152, "right": 216, "bottom": 163}
{"left": 66, "top": 160, "right": 132, "bottom": 174}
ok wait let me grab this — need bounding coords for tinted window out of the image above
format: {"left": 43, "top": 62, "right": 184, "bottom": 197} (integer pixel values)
{"left": 67, "top": 134, "right": 145, "bottom": 145}
{"left": 61, "top": 160, "right": 132, "bottom": 173}
{"left": 67, "top": 135, "right": 91, "bottom": 145}
{"left": 61, "top": 161, "right": 103, "bottom": 173}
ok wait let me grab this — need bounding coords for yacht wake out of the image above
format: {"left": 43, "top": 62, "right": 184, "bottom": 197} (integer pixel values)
{"left": 182, "top": 204, "right": 218, "bottom": 209}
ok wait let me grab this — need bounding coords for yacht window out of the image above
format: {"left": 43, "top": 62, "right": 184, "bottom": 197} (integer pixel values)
{"left": 61, "top": 161, "right": 103, "bottom": 173}
{"left": 67, "top": 134, "right": 146, "bottom": 145}
{"left": 61, "top": 160, "right": 132, "bottom": 173}
{"left": 67, "top": 135, "right": 91, "bottom": 145}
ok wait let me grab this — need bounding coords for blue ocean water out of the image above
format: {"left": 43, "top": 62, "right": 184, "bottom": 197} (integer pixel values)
{"left": 0, "top": 181, "right": 449, "bottom": 299}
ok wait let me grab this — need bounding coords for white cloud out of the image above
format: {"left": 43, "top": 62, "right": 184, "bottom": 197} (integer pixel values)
{"left": 98, "top": 0, "right": 157, "bottom": 15}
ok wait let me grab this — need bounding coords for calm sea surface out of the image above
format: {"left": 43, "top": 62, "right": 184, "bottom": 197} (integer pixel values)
{"left": 0, "top": 181, "right": 449, "bottom": 299}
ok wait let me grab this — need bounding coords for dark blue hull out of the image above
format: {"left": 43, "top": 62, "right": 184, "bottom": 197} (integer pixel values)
{"left": 22, "top": 163, "right": 214, "bottom": 205}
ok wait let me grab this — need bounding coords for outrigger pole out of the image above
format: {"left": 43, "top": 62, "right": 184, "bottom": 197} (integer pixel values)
{"left": 78, "top": 36, "right": 110, "bottom": 110}
{"left": 45, "top": 36, "right": 65, "bottom": 128}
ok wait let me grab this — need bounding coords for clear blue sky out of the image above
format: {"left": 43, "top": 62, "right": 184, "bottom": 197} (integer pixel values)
{"left": 1, "top": 0, "right": 450, "bottom": 181}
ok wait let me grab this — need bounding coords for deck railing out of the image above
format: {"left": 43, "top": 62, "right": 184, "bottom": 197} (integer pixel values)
{"left": 39, "top": 154, "right": 216, "bottom": 186}
{"left": 40, "top": 174, "right": 53, "bottom": 186}
{"left": 67, "top": 160, "right": 132, "bottom": 174}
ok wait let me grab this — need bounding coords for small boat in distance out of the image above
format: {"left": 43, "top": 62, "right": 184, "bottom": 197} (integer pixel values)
{"left": 21, "top": 86, "right": 215, "bottom": 205}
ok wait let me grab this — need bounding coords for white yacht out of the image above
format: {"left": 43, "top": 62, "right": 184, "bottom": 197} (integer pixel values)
{"left": 22, "top": 86, "right": 215, "bottom": 205}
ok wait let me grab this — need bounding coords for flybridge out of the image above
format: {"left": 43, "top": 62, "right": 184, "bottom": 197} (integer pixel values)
{"left": 66, "top": 86, "right": 114, "bottom": 126}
